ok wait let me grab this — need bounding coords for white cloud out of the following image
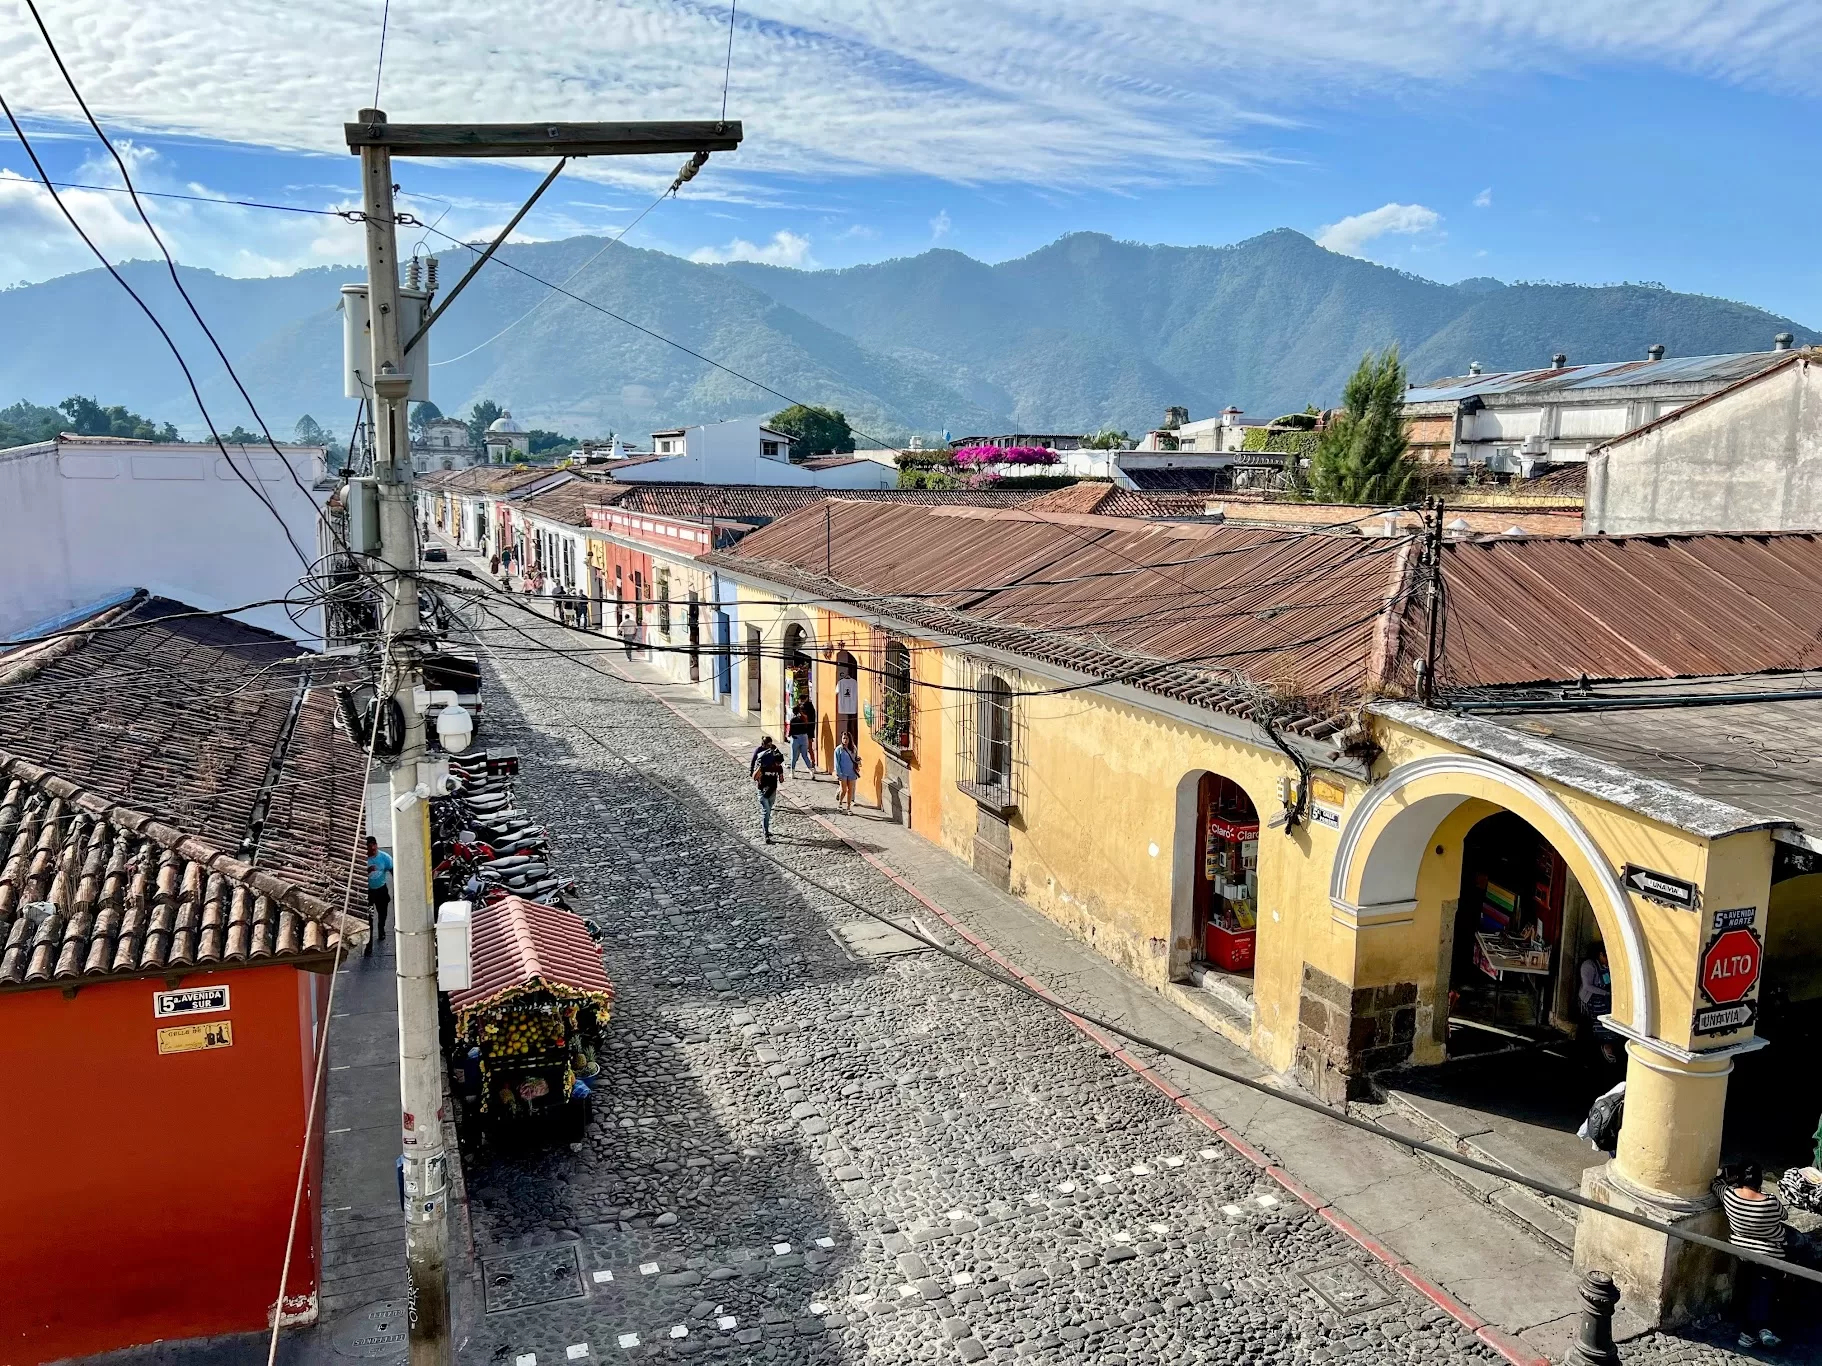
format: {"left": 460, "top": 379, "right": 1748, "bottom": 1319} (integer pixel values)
{"left": 929, "top": 210, "right": 952, "bottom": 241}
{"left": 688, "top": 230, "right": 816, "bottom": 268}
{"left": 1315, "top": 202, "right": 1441, "bottom": 257}
{"left": 1473, "top": 187, "right": 1493, "bottom": 208}
{"left": 8, "top": 1, "right": 1818, "bottom": 209}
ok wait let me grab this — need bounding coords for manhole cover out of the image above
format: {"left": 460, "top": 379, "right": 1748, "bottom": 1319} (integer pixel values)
{"left": 832, "top": 918, "right": 931, "bottom": 960}
{"left": 330, "top": 1299, "right": 408, "bottom": 1360}
{"left": 1299, "top": 1261, "right": 1398, "bottom": 1316}
{"left": 482, "top": 1243, "right": 587, "bottom": 1313}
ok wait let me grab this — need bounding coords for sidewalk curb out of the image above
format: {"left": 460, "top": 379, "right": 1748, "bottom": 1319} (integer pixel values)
{"left": 589, "top": 648, "right": 1547, "bottom": 1366}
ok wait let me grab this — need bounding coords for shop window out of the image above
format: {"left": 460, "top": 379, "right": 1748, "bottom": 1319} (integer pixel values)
{"left": 871, "top": 639, "right": 914, "bottom": 752}
{"left": 1192, "top": 774, "right": 1259, "bottom": 976}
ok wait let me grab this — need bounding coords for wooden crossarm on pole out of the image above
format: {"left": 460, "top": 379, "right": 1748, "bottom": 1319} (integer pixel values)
{"left": 344, "top": 120, "right": 743, "bottom": 158}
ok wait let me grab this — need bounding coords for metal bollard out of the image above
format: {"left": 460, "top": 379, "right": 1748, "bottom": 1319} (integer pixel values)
{"left": 1565, "top": 1270, "right": 1622, "bottom": 1366}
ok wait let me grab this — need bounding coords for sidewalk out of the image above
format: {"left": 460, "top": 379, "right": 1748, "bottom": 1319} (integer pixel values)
{"left": 592, "top": 644, "right": 1625, "bottom": 1365}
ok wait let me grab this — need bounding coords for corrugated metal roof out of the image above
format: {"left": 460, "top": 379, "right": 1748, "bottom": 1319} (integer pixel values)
{"left": 713, "top": 502, "right": 1414, "bottom": 729}
{"left": 449, "top": 895, "right": 614, "bottom": 1012}
{"left": 1406, "top": 350, "right": 1788, "bottom": 404}
{"left": 1422, "top": 532, "right": 1822, "bottom": 692}
{"left": 593, "top": 483, "right": 1040, "bottom": 525}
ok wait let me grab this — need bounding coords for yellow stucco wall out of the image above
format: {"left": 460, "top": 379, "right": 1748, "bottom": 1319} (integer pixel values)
{"left": 725, "top": 577, "right": 1778, "bottom": 1080}
{"left": 1768, "top": 872, "right": 1822, "bottom": 1003}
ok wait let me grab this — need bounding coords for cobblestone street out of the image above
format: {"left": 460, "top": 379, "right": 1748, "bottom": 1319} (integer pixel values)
{"left": 452, "top": 624, "right": 1516, "bottom": 1366}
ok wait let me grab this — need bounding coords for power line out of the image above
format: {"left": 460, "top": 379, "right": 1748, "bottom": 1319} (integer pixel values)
{"left": 0, "top": 87, "right": 312, "bottom": 571}
{"left": 20, "top": 178, "right": 362, "bottom": 219}
{"left": 371, "top": 0, "right": 394, "bottom": 111}
{"left": 19, "top": 0, "right": 368, "bottom": 573}
{"left": 720, "top": 0, "right": 739, "bottom": 123}
{"left": 495, "top": 631, "right": 1822, "bottom": 1292}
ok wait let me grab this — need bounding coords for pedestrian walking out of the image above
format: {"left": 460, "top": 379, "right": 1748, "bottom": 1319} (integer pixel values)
{"left": 834, "top": 736, "right": 859, "bottom": 814}
{"left": 490, "top": 552, "right": 501, "bottom": 579}
{"left": 750, "top": 735, "right": 785, "bottom": 843}
{"left": 1718, "top": 1161, "right": 1788, "bottom": 1350}
{"left": 619, "top": 612, "right": 639, "bottom": 661}
{"left": 788, "top": 701, "right": 815, "bottom": 780}
{"left": 365, "top": 835, "right": 392, "bottom": 957}
{"left": 802, "top": 693, "right": 820, "bottom": 770}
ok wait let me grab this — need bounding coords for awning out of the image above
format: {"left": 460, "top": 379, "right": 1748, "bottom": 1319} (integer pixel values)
{"left": 449, "top": 895, "right": 614, "bottom": 1015}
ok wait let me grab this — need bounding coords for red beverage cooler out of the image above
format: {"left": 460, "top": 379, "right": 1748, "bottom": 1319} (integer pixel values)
{"left": 1205, "top": 921, "right": 1256, "bottom": 973}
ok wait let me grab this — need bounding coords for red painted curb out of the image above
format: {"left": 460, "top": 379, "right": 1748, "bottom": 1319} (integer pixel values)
{"left": 598, "top": 656, "right": 1509, "bottom": 1358}
{"left": 1318, "top": 1207, "right": 1400, "bottom": 1267}
{"left": 1266, "top": 1165, "right": 1327, "bottom": 1210}
{"left": 1396, "top": 1264, "right": 1487, "bottom": 1330}
{"left": 1475, "top": 1324, "right": 1552, "bottom": 1366}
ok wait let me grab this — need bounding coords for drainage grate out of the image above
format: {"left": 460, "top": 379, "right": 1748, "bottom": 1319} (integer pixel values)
{"left": 1299, "top": 1261, "right": 1398, "bottom": 1317}
{"left": 483, "top": 1244, "right": 587, "bottom": 1313}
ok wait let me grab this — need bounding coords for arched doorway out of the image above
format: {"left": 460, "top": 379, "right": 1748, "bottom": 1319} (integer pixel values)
{"left": 1171, "top": 771, "right": 1262, "bottom": 996}
{"left": 1447, "top": 809, "right": 1607, "bottom": 1055}
{"left": 782, "top": 621, "right": 814, "bottom": 732}
{"left": 833, "top": 648, "right": 860, "bottom": 749}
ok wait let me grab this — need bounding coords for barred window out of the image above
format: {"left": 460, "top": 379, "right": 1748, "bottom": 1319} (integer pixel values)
{"left": 657, "top": 568, "right": 672, "bottom": 637}
{"left": 955, "top": 656, "right": 1022, "bottom": 811}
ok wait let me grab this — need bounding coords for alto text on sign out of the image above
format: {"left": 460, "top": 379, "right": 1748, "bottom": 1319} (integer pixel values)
{"left": 156, "top": 1021, "right": 234, "bottom": 1055}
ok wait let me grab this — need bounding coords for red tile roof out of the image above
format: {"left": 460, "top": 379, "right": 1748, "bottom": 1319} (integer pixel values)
{"left": 0, "top": 753, "right": 360, "bottom": 989}
{"left": 450, "top": 895, "right": 614, "bottom": 1014}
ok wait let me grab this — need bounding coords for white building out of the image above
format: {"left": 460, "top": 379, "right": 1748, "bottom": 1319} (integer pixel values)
{"left": 412, "top": 417, "right": 482, "bottom": 474}
{"left": 483, "top": 412, "right": 532, "bottom": 463}
{"left": 1586, "top": 347, "right": 1822, "bottom": 535}
{"left": 1403, "top": 339, "right": 1803, "bottom": 475}
{"left": 613, "top": 419, "right": 894, "bottom": 489}
{"left": 0, "top": 435, "right": 330, "bottom": 642}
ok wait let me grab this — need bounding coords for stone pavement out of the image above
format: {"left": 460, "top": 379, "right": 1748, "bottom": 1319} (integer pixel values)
{"left": 441, "top": 592, "right": 1798, "bottom": 1366}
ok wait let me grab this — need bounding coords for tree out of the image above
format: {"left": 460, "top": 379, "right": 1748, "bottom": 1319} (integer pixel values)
{"left": 769, "top": 404, "right": 853, "bottom": 458}
{"left": 1302, "top": 348, "right": 1418, "bottom": 505}
{"left": 294, "top": 414, "right": 330, "bottom": 446}
{"left": 409, "top": 400, "right": 443, "bottom": 439}
{"left": 0, "top": 399, "right": 66, "bottom": 449}
{"left": 527, "top": 428, "right": 578, "bottom": 458}
{"left": 1084, "top": 429, "right": 1131, "bottom": 450}
{"left": 57, "top": 395, "right": 178, "bottom": 442}
{"left": 465, "top": 399, "right": 503, "bottom": 447}
{"left": 222, "top": 424, "right": 263, "bottom": 444}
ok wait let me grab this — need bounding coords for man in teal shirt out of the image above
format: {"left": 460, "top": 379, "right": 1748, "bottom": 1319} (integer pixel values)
{"left": 366, "top": 835, "right": 393, "bottom": 957}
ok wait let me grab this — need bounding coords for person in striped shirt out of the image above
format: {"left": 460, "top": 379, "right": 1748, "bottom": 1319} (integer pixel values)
{"left": 1718, "top": 1162, "right": 1787, "bottom": 1350}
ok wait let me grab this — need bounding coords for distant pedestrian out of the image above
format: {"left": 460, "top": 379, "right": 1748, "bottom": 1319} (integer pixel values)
{"left": 788, "top": 702, "right": 815, "bottom": 780}
{"left": 1719, "top": 1161, "right": 1788, "bottom": 1351}
{"left": 802, "top": 694, "right": 820, "bottom": 769}
{"left": 365, "top": 835, "right": 393, "bottom": 957}
{"left": 750, "top": 735, "right": 784, "bottom": 843}
{"left": 619, "top": 612, "right": 639, "bottom": 661}
{"left": 834, "top": 737, "right": 859, "bottom": 814}
{"left": 490, "top": 553, "right": 501, "bottom": 579}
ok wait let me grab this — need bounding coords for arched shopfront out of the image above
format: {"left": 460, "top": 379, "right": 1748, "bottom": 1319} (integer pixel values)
{"left": 1169, "top": 770, "right": 1265, "bottom": 987}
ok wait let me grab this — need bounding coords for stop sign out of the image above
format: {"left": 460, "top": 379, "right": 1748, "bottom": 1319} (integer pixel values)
{"left": 1701, "top": 928, "right": 1762, "bottom": 1005}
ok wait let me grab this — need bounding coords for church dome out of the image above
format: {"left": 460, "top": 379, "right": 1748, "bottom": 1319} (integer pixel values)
{"left": 486, "top": 411, "right": 525, "bottom": 435}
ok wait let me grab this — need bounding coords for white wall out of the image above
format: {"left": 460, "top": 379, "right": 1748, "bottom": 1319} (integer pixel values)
{"left": 0, "top": 440, "right": 329, "bottom": 642}
{"left": 613, "top": 420, "right": 893, "bottom": 488}
{"left": 1586, "top": 359, "right": 1822, "bottom": 535}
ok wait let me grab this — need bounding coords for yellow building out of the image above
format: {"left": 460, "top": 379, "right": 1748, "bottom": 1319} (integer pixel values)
{"left": 708, "top": 503, "right": 1822, "bottom": 1326}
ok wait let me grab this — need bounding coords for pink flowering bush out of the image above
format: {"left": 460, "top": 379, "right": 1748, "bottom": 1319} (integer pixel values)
{"left": 952, "top": 444, "right": 1058, "bottom": 467}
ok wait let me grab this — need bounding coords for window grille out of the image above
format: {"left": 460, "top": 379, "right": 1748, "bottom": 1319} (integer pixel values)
{"left": 657, "top": 569, "right": 672, "bottom": 637}
{"left": 954, "top": 655, "right": 1023, "bottom": 811}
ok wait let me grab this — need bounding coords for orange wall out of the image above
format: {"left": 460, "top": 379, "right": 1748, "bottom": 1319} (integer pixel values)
{"left": 0, "top": 965, "right": 325, "bottom": 1364}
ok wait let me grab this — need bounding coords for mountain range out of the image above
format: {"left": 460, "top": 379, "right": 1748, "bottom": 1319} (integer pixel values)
{"left": 2, "top": 229, "right": 1814, "bottom": 444}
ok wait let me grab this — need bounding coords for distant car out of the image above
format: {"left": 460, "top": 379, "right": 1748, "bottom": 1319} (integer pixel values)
{"left": 424, "top": 547, "right": 449, "bottom": 562}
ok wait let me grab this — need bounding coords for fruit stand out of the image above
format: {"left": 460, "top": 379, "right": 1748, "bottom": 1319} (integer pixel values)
{"left": 447, "top": 895, "right": 613, "bottom": 1143}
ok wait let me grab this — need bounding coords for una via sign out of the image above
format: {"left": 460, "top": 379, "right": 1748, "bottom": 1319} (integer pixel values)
{"left": 153, "top": 985, "right": 230, "bottom": 1017}
{"left": 1622, "top": 864, "right": 1699, "bottom": 910}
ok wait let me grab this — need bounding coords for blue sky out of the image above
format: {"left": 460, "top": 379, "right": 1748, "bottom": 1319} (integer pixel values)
{"left": 4, "top": 0, "right": 1820, "bottom": 327}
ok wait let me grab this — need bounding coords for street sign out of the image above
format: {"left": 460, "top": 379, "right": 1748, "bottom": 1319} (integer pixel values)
{"left": 1622, "top": 864, "right": 1699, "bottom": 910}
{"left": 1694, "top": 1001, "right": 1758, "bottom": 1036}
{"left": 153, "top": 985, "right": 229, "bottom": 1017}
{"left": 156, "top": 1020, "right": 234, "bottom": 1055}
{"left": 1699, "top": 928, "right": 1762, "bottom": 1006}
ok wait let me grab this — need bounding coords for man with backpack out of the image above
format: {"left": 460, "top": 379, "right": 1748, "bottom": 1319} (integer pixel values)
{"left": 750, "top": 735, "right": 785, "bottom": 843}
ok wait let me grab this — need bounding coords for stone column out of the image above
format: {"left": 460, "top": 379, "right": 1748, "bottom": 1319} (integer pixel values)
{"left": 1572, "top": 1042, "right": 1733, "bottom": 1327}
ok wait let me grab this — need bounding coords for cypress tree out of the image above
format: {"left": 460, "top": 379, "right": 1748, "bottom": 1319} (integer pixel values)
{"left": 1305, "top": 347, "right": 1418, "bottom": 504}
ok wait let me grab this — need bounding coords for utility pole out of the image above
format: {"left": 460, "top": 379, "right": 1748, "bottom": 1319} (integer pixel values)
{"left": 356, "top": 108, "right": 448, "bottom": 1366}
{"left": 346, "top": 108, "right": 741, "bottom": 1366}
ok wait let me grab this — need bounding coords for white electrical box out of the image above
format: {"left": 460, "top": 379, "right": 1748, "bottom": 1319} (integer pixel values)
{"left": 436, "top": 901, "right": 473, "bottom": 991}
{"left": 340, "top": 283, "right": 432, "bottom": 401}
{"left": 345, "top": 477, "right": 381, "bottom": 554}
